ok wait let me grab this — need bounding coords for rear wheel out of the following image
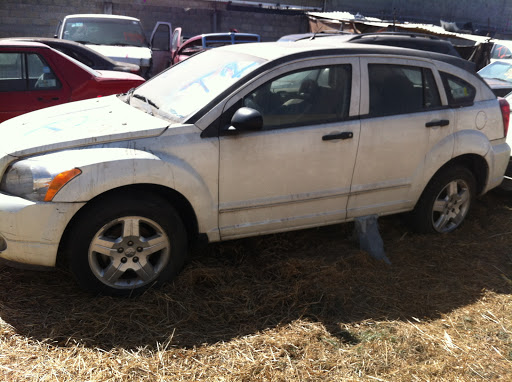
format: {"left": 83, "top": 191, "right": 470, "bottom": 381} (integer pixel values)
{"left": 410, "top": 166, "right": 475, "bottom": 233}
{"left": 67, "top": 192, "right": 187, "bottom": 296}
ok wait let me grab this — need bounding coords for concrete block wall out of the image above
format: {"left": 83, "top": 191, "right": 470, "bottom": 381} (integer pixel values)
{"left": 3, "top": 0, "right": 512, "bottom": 42}
{"left": 0, "top": 0, "right": 309, "bottom": 42}
{"left": 326, "top": 0, "right": 512, "bottom": 34}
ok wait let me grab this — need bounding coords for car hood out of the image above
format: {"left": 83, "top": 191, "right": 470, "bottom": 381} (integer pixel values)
{"left": 86, "top": 44, "right": 152, "bottom": 67}
{"left": 0, "top": 95, "right": 168, "bottom": 173}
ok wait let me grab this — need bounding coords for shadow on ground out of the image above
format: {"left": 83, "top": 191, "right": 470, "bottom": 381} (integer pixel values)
{"left": 1, "top": 190, "right": 511, "bottom": 350}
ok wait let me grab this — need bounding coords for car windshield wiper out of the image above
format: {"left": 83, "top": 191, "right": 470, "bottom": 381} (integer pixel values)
{"left": 131, "top": 93, "right": 159, "bottom": 115}
{"left": 133, "top": 94, "right": 159, "bottom": 109}
{"left": 121, "top": 87, "right": 135, "bottom": 104}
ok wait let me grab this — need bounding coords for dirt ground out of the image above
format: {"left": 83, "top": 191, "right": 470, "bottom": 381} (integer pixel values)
{"left": 1, "top": 188, "right": 511, "bottom": 381}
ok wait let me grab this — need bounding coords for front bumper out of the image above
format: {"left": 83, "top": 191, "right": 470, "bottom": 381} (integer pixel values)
{"left": 0, "top": 192, "right": 84, "bottom": 268}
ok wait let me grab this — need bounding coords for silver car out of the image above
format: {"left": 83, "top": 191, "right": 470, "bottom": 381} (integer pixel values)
{"left": 0, "top": 40, "right": 509, "bottom": 296}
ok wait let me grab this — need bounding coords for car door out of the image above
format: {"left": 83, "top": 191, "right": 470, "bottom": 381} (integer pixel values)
{"left": 0, "top": 50, "right": 70, "bottom": 122}
{"left": 25, "top": 52, "right": 71, "bottom": 110}
{"left": 170, "top": 27, "right": 182, "bottom": 64}
{"left": 149, "top": 21, "right": 173, "bottom": 76}
{"left": 347, "top": 57, "right": 455, "bottom": 218}
{"left": 217, "top": 58, "right": 361, "bottom": 240}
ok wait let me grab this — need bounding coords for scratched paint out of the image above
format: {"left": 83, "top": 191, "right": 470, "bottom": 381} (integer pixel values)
{"left": 0, "top": 95, "right": 168, "bottom": 161}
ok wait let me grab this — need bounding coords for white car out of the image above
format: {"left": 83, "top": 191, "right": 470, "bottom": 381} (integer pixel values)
{"left": 503, "top": 92, "right": 512, "bottom": 189}
{"left": 0, "top": 41, "right": 509, "bottom": 296}
{"left": 55, "top": 14, "right": 173, "bottom": 77}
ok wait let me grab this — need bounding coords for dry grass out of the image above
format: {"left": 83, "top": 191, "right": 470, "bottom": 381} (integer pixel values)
{"left": 1, "top": 190, "right": 512, "bottom": 381}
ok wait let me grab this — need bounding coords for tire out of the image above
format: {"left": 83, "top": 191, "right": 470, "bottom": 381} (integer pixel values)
{"left": 67, "top": 192, "right": 187, "bottom": 296}
{"left": 410, "top": 166, "right": 476, "bottom": 234}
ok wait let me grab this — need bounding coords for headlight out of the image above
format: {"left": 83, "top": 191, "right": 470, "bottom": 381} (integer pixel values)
{"left": 0, "top": 160, "right": 81, "bottom": 202}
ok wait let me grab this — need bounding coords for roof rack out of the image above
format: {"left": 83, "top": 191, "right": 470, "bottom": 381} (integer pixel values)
{"left": 309, "top": 30, "right": 350, "bottom": 40}
{"left": 350, "top": 32, "right": 442, "bottom": 41}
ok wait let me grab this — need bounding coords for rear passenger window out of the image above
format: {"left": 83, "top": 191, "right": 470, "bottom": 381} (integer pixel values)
{"left": 28, "top": 54, "right": 61, "bottom": 90}
{"left": 440, "top": 72, "right": 475, "bottom": 107}
{"left": 369, "top": 64, "right": 441, "bottom": 117}
{"left": 0, "top": 53, "right": 61, "bottom": 92}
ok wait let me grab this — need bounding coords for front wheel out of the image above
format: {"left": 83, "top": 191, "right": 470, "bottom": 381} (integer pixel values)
{"left": 410, "top": 166, "right": 476, "bottom": 234}
{"left": 67, "top": 192, "right": 187, "bottom": 296}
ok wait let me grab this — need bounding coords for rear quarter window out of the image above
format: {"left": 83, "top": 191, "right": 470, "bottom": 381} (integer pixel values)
{"left": 440, "top": 72, "right": 476, "bottom": 107}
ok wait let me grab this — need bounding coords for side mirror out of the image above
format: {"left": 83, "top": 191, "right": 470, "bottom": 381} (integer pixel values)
{"left": 231, "top": 107, "right": 263, "bottom": 131}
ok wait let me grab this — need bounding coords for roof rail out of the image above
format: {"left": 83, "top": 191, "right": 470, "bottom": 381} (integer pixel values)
{"left": 350, "top": 32, "right": 441, "bottom": 41}
{"left": 309, "top": 30, "right": 350, "bottom": 40}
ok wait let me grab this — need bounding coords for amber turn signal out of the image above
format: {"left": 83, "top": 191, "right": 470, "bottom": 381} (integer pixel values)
{"left": 44, "top": 168, "right": 82, "bottom": 202}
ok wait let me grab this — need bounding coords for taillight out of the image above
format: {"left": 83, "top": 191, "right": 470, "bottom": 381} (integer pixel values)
{"left": 499, "top": 97, "right": 510, "bottom": 137}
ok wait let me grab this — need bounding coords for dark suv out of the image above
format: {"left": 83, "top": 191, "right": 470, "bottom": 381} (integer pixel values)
{"left": 345, "top": 33, "right": 461, "bottom": 57}
{"left": 279, "top": 32, "right": 462, "bottom": 58}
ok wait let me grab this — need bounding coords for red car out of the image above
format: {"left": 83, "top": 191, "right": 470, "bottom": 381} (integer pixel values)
{"left": 170, "top": 30, "right": 260, "bottom": 65}
{"left": 0, "top": 40, "right": 145, "bottom": 122}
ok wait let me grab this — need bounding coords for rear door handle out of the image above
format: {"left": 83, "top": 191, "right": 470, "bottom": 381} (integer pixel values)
{"left": 322, "top": 131, "right": 353, "bottom": 141}
{"left": 425, "top": 119, "right": 450, "bottom": 128}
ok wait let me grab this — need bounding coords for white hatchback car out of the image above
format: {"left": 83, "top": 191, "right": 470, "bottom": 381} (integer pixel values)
{"left": 0, "top": 41, "right": 510, "bottom": 296}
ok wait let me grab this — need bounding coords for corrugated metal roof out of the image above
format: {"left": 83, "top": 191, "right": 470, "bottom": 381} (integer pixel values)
{"left": 307, "top": 11, "right": 491, "bottom": 44}
{"left": 307, "top": 11, "right": 382, "bottom": 23}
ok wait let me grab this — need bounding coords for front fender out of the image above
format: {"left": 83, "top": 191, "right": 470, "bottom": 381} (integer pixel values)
{"left": 50, "top": 147, "right": 218, "bottom": 237}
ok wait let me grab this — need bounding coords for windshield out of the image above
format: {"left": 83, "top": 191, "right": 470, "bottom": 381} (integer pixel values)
{"left": 479, "top": 61, "right": 512, "bottom": 83}
{"left": 130, "top": 50, "right": 266, "bottom": 123}
{"left": 62, "top": 17, "right": 149, "bottom": 47}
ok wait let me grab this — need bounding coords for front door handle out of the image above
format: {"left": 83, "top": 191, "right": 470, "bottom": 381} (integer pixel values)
{"left": 322, "top": 131, "right": 354, "bottom": 141}
{"left": 425, "top": 119, "right": 450, "bottom": 128}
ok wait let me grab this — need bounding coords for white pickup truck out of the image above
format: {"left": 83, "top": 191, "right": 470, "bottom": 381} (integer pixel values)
{"left": 55, "top": 14, "right": 173, "bottom": 78}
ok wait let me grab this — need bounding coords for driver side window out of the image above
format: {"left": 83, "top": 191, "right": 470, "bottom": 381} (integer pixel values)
{"left": 223, "top": 64, "right": 352, "bottom": 131}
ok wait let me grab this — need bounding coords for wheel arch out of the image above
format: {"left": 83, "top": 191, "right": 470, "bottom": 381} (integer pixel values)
{"left": 57, "top": 183, "right": 200, "bottom": 268}
{"left": 410, "top": 158, "right": 480, "bottom": 234}
{"left": 430, "top": 154, "right": 488, "bottom": 196}
{"left": 414, "top": 153, "right": 488, "bottom": 214}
